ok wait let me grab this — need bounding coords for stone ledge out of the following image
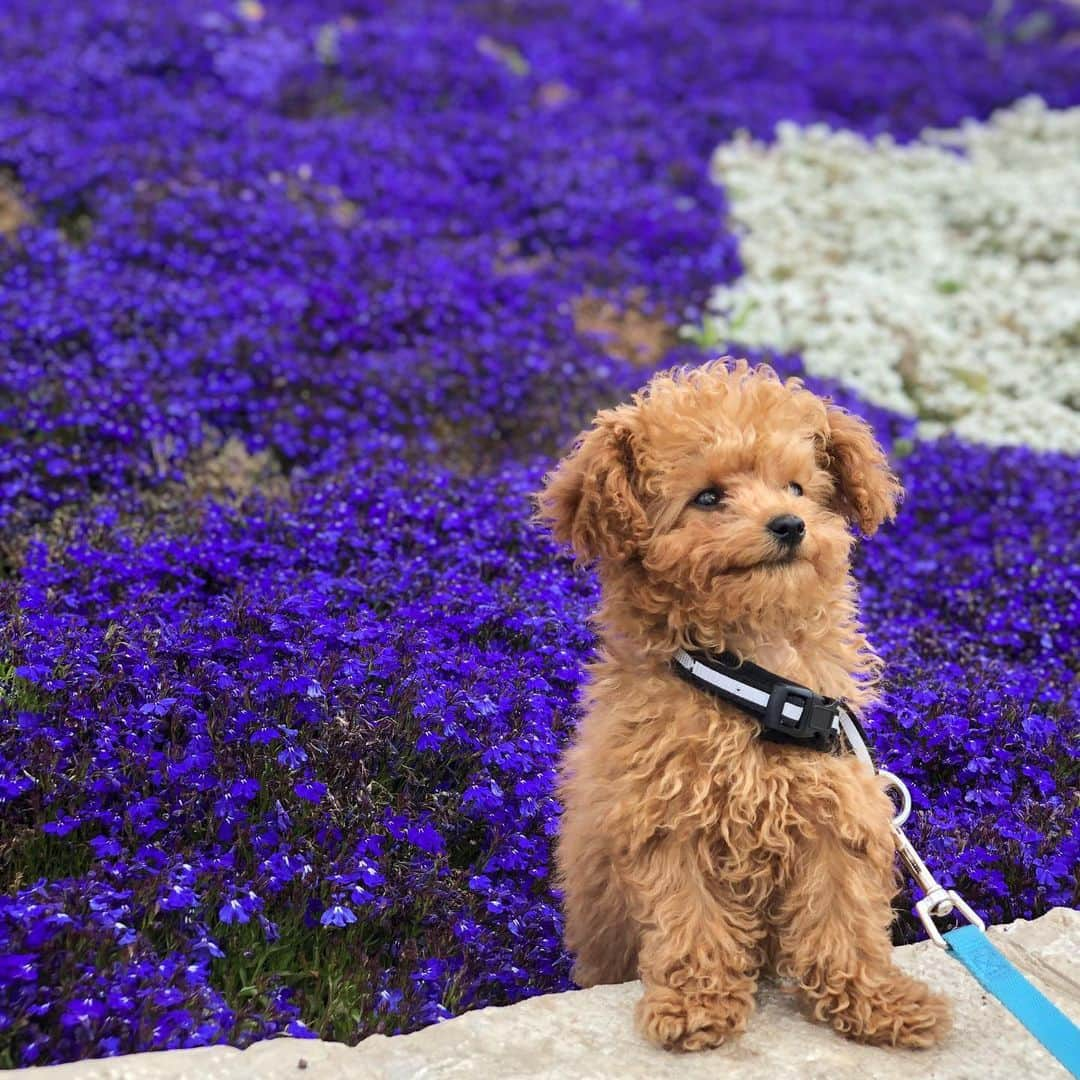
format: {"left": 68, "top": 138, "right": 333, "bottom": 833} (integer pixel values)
{"left": 19, "top": 908, "right": 1079, "bottom": 1080}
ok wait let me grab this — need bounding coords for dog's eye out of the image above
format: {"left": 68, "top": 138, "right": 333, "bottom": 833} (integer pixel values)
{"left": 787, "top": 481, "right": 804, "bottom": 497}
{"left": 692, "top": 487, "right": 725, "bottom": 508}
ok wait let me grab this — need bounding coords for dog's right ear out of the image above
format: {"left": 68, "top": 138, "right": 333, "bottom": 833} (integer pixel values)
{"left": 536, "top": 409, "right": 648, "bottom": 564}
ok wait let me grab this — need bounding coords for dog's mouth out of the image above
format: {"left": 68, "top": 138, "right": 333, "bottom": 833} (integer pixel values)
{"left": 764, "top": 548, "right": 801, "bottom": 568}
{"left": 724, "top": 550, "right": 805, "bottom": 576}
{"left": 747, "top": 546, "right": 804, "bottom": 571}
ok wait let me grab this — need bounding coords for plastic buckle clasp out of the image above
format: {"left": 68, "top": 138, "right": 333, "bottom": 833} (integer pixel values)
{"left": 764, "top": 683, "right": 815, "bottom": 737}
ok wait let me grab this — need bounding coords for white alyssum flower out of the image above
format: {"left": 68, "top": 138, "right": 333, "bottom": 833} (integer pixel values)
{"left": 703, "top": 97, "right": 1080, "bottom": 452}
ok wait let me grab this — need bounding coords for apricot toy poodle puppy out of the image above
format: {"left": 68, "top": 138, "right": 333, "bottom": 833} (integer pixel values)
{"left": 538, "top": 360, "right": 950, "bottom": 1053}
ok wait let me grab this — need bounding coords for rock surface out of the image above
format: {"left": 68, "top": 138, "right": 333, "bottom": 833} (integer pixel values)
{"left": 20, "top": 908, "right": 1079, "bottom": 1080}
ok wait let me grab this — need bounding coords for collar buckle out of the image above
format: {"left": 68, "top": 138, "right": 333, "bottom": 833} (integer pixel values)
{"left": 764, "top": 682, "right": 816, "bottom": 736}
{"left": 673, "top": 647, "right": 839, "bottom": 752}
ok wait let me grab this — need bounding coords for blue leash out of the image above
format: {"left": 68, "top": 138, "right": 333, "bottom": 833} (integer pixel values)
{"left": 841, "top": 714, "right": 1080, "bottom": 1073}
{"left": 892, "top": 820, "right": 1080, "bottom": 1076}
{"left": 892, "top": 822, "right": 1080, "bottom": 1075}
{"left": 944, "top": 924, "right": 1080, "bottom": 1079}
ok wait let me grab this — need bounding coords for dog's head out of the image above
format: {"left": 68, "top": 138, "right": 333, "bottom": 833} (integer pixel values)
{"left": 537, "top": 360, "right": 901, "bottom": 647}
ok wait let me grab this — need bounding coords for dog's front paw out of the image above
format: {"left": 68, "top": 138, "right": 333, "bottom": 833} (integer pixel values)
{"left": 635, "top": 985, "right": 750, "bottom": 1052}
{"left": 879, "top": 980, "right": 952, "bottom": 1049}
{"left": 830, "top": 973, "right": 952, "bottom": 1049}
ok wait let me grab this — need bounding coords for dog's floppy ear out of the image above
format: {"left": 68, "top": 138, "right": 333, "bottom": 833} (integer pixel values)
{"left": 537, "top": 409, "right": 648, "bottom": 563}
{"left": 821, "top": 405, "right": 902, "bottom": 535}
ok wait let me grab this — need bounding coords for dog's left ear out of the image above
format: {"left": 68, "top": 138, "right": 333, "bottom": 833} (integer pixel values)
{"left": 821, "top": 405, "right": 903, "bottom": 535}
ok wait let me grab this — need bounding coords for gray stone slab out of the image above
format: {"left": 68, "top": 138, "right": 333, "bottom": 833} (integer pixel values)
{"left": 18, "top": 908, "right": 1079, "bottom": 1080}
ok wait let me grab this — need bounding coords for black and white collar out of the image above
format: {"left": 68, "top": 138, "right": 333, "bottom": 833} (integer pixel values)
{"left": 673, "top": 647, "right": 871, "bottom": 759}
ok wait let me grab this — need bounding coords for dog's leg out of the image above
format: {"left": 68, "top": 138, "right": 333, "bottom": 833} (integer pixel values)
{"left": 558, "top": 804, "right": 639, "bottom": 987}
{"left": 629, "top": 835, "right": 763, "bottom": 1052}
{"left": 772, "top": 805, "right": 951, "bottom": 1048}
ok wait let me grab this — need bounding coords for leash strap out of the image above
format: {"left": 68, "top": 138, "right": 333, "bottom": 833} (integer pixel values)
{"left": 945, "top": 925, "right": 1080, "bottom": 1078}
{"left": 835, "top": 704, "right": 875, "bottom": 772}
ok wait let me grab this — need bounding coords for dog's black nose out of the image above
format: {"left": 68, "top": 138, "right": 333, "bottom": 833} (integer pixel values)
{"left": 767, "top": 514, "right": 805, "bottom": 546}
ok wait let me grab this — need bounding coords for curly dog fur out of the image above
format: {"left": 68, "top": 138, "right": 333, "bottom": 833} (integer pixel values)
{"left": 537, "top": 360, "right": 950, "bottom": 1053}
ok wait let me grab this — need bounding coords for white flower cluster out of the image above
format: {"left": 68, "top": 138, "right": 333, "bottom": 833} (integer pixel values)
{"left": 704, "top": 97, "right": 1080, "bottom": 452}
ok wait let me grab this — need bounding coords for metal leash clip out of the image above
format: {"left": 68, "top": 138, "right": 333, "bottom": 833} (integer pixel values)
{"left": 877, "top": 769, "right": 912, "bottom": 827}
{"left": 891, "top": 824, "right": 985, "bottom": 948}
{"left": 823, "top": 700, "right": 986, "bottom": 949}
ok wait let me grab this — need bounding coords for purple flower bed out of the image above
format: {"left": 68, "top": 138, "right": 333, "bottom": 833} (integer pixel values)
{"left": 1, "top": 0, "right": 1078, "bottom": 1067}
